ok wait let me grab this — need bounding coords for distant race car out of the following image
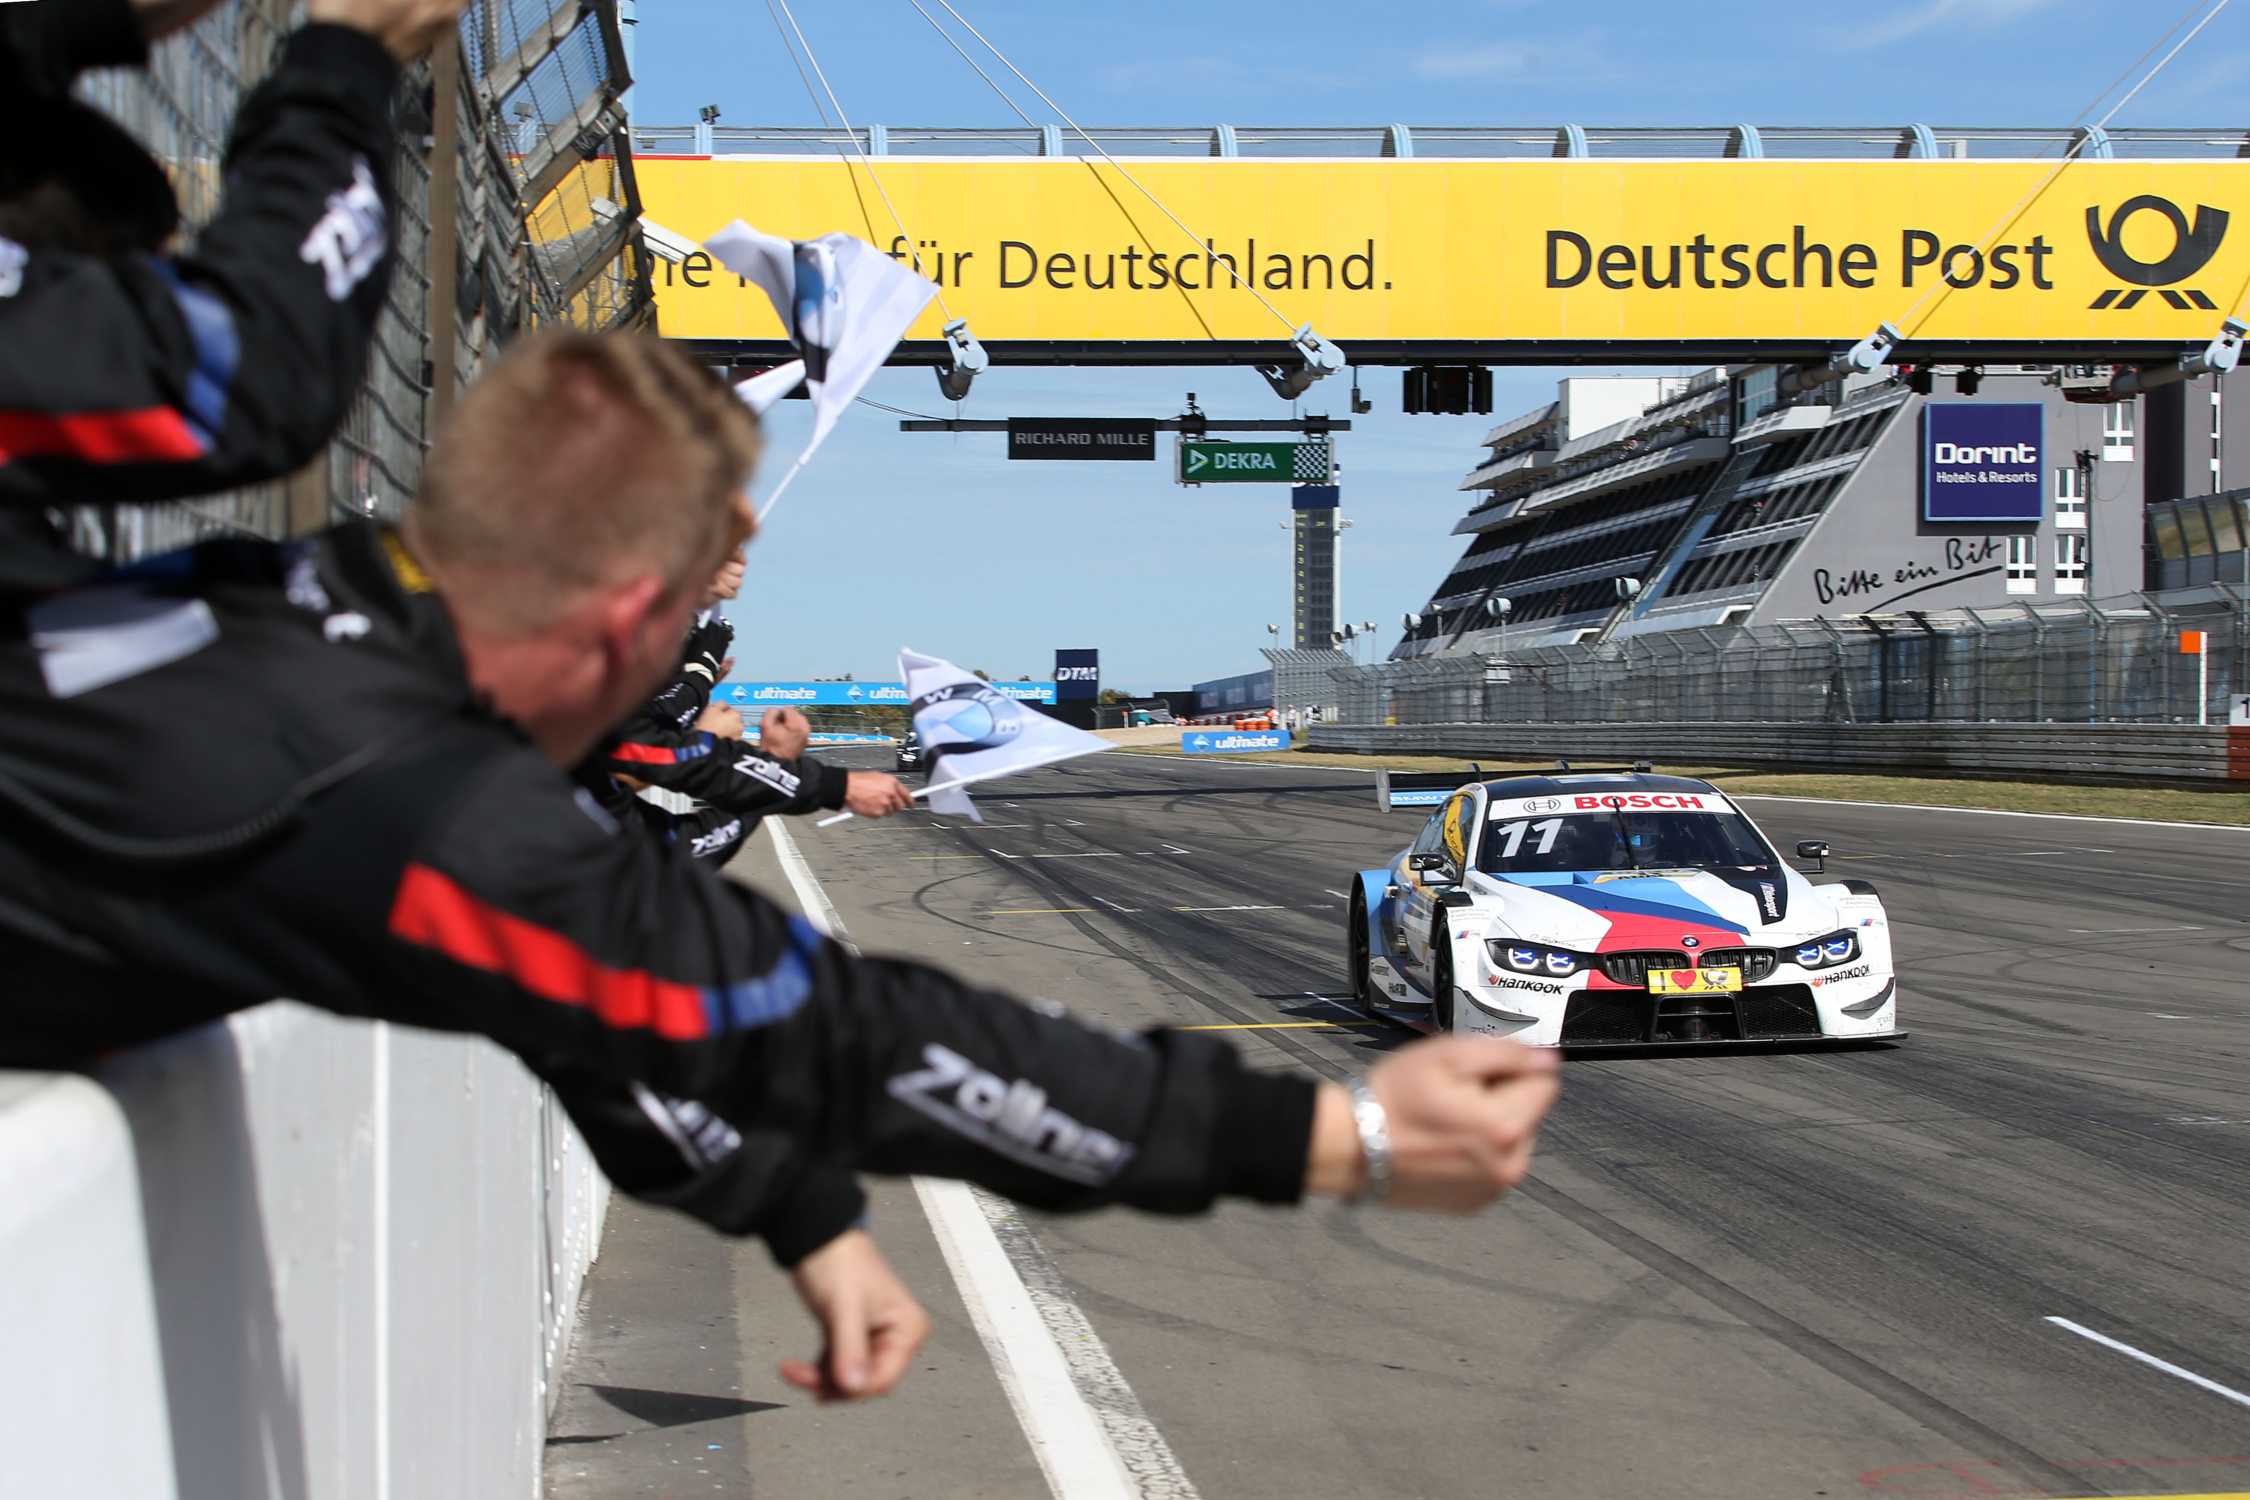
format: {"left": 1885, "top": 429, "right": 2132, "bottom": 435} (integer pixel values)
{"left": 1345, "top": 766, "right": 1902, "bottom": 1047}
{"left": 895, "top": 728, "right": 924, "bottom": 774}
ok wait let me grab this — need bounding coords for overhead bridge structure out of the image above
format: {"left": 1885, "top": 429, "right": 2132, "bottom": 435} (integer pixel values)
{"left": 631, "top": 123, "right": 2250, "bottom": 370}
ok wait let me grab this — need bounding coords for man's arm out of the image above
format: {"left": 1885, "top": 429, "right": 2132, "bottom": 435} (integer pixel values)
{"left": 638, "top": 616, "right": 733, "bottom": 732}
{"left": 599, "top": 733, "right": 852, "bottom": 821}
{"left": 543, "top": 1067, "right": 868, "bottom": 1267}
{"left": 331, "top": 743, "right": 1313, "bottom": 1215}
{"left": 0, "top": 22, "right": 399, "bottom": 505}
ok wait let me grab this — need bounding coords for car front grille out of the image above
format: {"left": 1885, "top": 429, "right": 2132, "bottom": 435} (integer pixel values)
{"left": 1700, "top": 948, "right": 1779, "bottom": 984}
{"left": 1599, "top": 950, "right": 1688, "bottom": 986}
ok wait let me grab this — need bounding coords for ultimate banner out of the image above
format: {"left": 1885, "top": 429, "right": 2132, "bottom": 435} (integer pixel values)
{"left": 638, "top": 157, "right": 2250, "bottom": 355}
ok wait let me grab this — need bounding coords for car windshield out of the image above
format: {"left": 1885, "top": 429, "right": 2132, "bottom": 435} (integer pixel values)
{"left": 1477, "top": 808, "right": 1776, "bottom": 875}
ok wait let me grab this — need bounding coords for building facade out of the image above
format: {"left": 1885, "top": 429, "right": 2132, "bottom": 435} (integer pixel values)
{"left": 1397, "top": 365, "right": 2250, "bottom": 660}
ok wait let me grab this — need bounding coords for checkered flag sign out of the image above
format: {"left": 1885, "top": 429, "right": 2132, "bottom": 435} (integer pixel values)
{"left": 1291, "top": 440, "right": 1332, "bottom": 481}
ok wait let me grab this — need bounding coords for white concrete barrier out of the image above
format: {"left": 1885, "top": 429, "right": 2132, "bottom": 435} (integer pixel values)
{"left": 0, "top": 1002, "right": 608, "bottom": 1500}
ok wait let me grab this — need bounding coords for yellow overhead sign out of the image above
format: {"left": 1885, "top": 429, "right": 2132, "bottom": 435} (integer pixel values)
{"left": 636, "top": 156, "right": 2250, "bottom": 349}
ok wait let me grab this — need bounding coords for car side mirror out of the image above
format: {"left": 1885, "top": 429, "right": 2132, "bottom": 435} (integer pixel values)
{"left": 1408, "top": 852, "right": 1446, "bottom": 872}
{"left": 1794, "top": 840, "right": 1829, "bottom": 873}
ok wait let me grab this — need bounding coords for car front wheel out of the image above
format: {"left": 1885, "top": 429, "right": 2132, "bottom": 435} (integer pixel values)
{"left": 1347, "top": 897, "right": 1371, "bottom": 1009}
{"left": 1432, "top": 931, "right": 1457, "bottom": 1033}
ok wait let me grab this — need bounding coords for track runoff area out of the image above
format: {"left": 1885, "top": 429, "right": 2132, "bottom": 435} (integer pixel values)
{"left": 692, "top": 745, "right": 2250, "bottom": 1500}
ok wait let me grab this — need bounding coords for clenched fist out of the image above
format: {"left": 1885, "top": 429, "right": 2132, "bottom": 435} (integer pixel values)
{"left": 1305, "top": 1037, "right": 1560, "bottom": 1212}
{"left": 130, "top": 0, "right": 229, "bottom": 40}
{"left": 780, "top": 1230, "right": 931, "bottom": 1402}
{"left": 759, "top": 707, "right": 811, "bottom": 760}
{"left": 305, "top": 0, "right": 470, "bottom": 62}
{"left": 695, "top": 703, "right": 745, "bottom": 740}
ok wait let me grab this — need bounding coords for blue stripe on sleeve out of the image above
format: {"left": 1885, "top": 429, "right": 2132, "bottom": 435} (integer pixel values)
{"left": 153, "top": 264, "right": 241, "bottom": 447}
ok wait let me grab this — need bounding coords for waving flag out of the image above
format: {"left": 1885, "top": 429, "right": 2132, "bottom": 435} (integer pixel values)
{"left": 903, "top": 650, "right": 1112, "bottom": 822}
{"left": 705, "top": 221, "right": 936, "bottom": 517}
{"left": 816, "top": 650, "right": 1112, "bottom": 826}
{"left": 732, "top": 358, "right": 806, "bottom": 417}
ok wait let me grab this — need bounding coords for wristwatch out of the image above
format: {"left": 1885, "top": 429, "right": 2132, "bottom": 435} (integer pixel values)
{"left": 1348, "top": 1083, "right": 1392, "bottom": 1203}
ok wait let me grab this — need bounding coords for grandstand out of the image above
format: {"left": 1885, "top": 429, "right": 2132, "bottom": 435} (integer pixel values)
{"left": 1395, "top": 364, "right": 2246, "bottom": 659}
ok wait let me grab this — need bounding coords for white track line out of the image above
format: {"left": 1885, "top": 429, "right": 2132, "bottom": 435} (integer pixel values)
{"left": 1736, "top": 793, "right": 2250, "bottom": 833}
{"left": 940, "top": 1183, "right": 1201, "bottom": 1500}
{"left": 764, "top": 821, "right": 1192, "bottom": 1500}
{"left": 2045, "top": 1316, "right": 2250, "bottom": 1412}
{"left": 996, "top": 851, "right": 1128, "bottom": 860}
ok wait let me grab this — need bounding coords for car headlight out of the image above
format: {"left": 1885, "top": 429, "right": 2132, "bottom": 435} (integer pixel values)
{"left": 1488, "top": 940, "right": 1588, "bottom": 976}
{"left": 1792, "top": 930, "right": 1861, "bottom": 968}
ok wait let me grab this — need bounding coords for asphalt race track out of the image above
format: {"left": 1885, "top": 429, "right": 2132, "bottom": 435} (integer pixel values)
{"left": 773, "top": 749, "right": 2250, "bottom": 1500}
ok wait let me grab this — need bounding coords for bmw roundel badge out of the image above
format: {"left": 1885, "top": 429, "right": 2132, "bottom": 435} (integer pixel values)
{"left": 1681, "top": 936, "right": 1701, "bottom": 949}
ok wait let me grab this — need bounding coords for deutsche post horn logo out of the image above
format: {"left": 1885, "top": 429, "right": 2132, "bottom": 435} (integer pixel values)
{"left": 2085, "top": 196, "right": 2227, "bottom": 311}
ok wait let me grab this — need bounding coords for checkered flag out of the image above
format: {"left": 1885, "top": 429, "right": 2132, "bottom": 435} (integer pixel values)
{"left": 1291, "top": 440, "right": 1332, "bottom": 481}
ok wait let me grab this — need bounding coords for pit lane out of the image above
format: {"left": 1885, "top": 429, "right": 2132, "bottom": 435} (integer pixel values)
{"left": 726, "top": 750, "right": 2250, "bottom": 1498}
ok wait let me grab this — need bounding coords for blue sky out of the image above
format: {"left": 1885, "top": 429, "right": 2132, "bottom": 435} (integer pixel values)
{"left": 629, "top": 0, "right": 2240, "bottom": 691}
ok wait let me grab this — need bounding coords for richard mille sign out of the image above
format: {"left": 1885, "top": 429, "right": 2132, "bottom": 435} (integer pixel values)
{"left": 1005, "top": 419, "right": 1157, "bottom": 461}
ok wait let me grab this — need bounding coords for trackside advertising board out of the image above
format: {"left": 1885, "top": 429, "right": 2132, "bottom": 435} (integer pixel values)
{"left": 1922, "top": 402, "right": 2044, "bottom": 523}
{"left": 1183, "top": 729, "right": 1291, "bottom": 753}
{"left": 721, "top": 680, "right": 1057, "bottom": 706}
{"left": 1055, "top": 649, "right": 1100, "bottom": 702}
{"left": 639, "top": 157, "right": 2249, "bottom": 350}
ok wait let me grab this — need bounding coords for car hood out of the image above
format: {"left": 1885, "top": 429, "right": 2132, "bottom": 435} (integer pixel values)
{"left": 1463, "top": 865, "right": 1841, "bottom": 951}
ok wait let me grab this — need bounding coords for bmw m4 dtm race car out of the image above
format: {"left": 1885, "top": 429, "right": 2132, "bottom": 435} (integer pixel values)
{"left": 1345, "top": 766, "right": 1902, "bottom": 1047}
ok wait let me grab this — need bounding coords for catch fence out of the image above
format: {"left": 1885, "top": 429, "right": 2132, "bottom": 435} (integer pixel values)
{"left": 74, "top": 0, "right": 652, "bottom": 559}
{"left": 1269, "top": 589, "right": 2249, "bottom": 729}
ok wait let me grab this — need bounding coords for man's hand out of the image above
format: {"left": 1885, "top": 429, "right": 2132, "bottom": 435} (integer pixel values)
{"left": 715, "top": 657, "right": 735, "bottom": 682}
{"left": 303, "top": 0, "right": 470, "bottom": 62}
{"left": 695, "top": 703, "right": 745, "bottom": 740}
{"left": 759, "top": 707, "right": 811, "bottom": 761}
{"left": 130, "top": 0, "right": 229, "bottom": 40}
{"left": 842, "top": 772, "right": 913, "bottom": 820}
{"left": 779, "top": 1230, "right": 931, "bottom": 1402}
{"left": 1304, "top": 1038, "right": 1560, "bottom": 1212}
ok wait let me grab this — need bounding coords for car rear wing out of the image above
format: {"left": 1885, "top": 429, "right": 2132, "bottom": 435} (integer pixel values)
{"left": 1375, "top": 760, "right": 1659, "bottom": 810}
{"left": 1376, "top": 769, "right": 1487, "bottom": 811}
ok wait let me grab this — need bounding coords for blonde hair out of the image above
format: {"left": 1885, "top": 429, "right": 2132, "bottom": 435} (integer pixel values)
{"left": 410, "top": 332, "right": 760, "bottom": 634}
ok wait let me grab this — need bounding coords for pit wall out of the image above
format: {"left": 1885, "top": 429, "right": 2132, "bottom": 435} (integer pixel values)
{"left": 0, "top": 1003, "right": 607, "bottom": 1499}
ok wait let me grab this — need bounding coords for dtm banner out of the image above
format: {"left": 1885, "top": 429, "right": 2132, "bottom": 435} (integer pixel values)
{"left": 1183, "top": 729, "right": 1291, "bottom": 754}
{"left": 1054, "top": 648, "right": 1100, "bottom": 702}
{"left": 720, "top": 680, "right": 1057, "bottom": 706}
{"left": 639, "top": 157, "right": 2248, "bottom": 351}
{"left": 1923, "top": 403, "right": 2044, "bottom": 523}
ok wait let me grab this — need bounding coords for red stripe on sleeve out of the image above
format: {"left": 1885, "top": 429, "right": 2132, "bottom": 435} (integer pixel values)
{"left": 0, "top": 408, "right": 208, "bottom": 466}
{"left": 387, "top": 863, "right": 711, "bottom": 1040}
{"left": 607, "top": 740, "right": 684, "bottom": 765}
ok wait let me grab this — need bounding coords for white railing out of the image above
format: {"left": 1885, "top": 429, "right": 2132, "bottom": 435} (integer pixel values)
{"left": 0, "top": 1004, "right": 607, "bottom": 1499}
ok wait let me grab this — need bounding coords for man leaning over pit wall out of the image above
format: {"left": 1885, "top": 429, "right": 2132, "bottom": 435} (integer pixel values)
{"left": 0, "top": 330, "right": 1561, "bottom": 1258}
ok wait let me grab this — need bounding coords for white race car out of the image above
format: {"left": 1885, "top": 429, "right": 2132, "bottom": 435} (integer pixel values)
{"left": 1345, "top": 767, "right": 1903, "bottom": 1047}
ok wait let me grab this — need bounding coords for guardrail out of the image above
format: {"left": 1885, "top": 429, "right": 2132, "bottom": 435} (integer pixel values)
{"left": 0, "top": 1006, "right": 606, "bottom": 1497}
{"left": 1305, "top": 721, "right": 2245, "bottom": 783}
